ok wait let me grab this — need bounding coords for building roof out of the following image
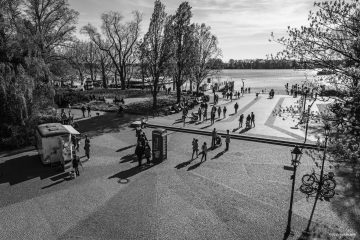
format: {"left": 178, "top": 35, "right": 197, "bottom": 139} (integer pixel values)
{"left": 37, "top": 123, "right": 69, "bottom": 138}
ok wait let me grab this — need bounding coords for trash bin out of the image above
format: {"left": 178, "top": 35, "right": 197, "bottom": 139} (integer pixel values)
{"left": 152, "top": 129, "right": 167, "bottom": 162}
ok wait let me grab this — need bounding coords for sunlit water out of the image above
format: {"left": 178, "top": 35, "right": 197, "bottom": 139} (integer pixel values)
{"left": 214, "top": 69, "right": 317, "bottom": 93}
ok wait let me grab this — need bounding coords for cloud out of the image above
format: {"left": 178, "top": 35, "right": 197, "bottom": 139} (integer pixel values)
{"left": 69, "top": 0, "right": 314, "bottom": 59}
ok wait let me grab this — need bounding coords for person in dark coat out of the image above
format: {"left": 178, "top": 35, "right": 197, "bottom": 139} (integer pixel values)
{"left": 87, "top": 105, "right": 91, "bottom": 117}
{"left": 211, "top": 128, "right": 217, "bottom": 148}
{"left": 84, "top": 135, "right": 90, "bottom": 161}
{"left": 217, "top": 106, "right": 221, "bottom": 119}
{"left": 144, "top": 141, "right": 151, "bottom": 165}
{"left": 239, "top": 114, "right": 244, "bottom": 128}
{"left": 72, "top": 154, "right": 80, "bottom": 176}
{"left": 135, "top": 142, "right": 144, "bottom": 167}
{"left": 234, "top": 102, "right": 239, "bottom": 113}
{"left": 251, "top": 112, "right": 255, "bottom": 127}
{"left": 81, "top": 105, "right": 86, "bottom": 118}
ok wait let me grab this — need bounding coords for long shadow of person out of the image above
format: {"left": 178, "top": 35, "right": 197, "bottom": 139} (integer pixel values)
{"left": 119, "top": 153, "right": 137, "bottom": 163}
{"left": 212, "top": 150, "right": 226, "bottom": 160}
{"left": 108, "top": 163, "right": 159, "bottom": 182}
{"left": 175, "top": 159, "right": 193, "bottom": 169}
{"left": 239, "top": 127, "right": 251, "bottom": 134}
{"left": 187, "top": 161, "right": 203, "bottom": 171}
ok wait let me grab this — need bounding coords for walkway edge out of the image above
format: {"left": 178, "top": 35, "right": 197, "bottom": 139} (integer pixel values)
{"left": 146, "top": 123, "right": 321, "bottom": 150}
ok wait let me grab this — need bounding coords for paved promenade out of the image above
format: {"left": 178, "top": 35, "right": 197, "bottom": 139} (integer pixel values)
{"left": 148, "top": 92, "right": 326, "bottom": 143}
{"left": 0, "top": 110, "right": 356, "bottom": 239}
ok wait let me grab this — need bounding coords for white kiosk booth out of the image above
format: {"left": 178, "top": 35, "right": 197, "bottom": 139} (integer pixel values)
{"left": 35, "top": 123, "right": 80, "bottom": 165}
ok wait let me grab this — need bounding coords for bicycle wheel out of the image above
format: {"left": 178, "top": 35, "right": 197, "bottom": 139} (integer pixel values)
{"left": 323, "top": 179, "right": 336, "bottom": 190}
{"left": 300, "top": 185, "right": 315, "bottom": 195}
{"left": 302, "top": 174, "right": 315, "bottom": 186}
{"left": 321, "top": 188, "right": 335, "bottom": 198}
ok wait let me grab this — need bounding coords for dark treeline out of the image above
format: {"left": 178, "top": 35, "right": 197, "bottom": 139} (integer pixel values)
{"left": 221, "top": 59, "right": 306, "bottom": 69}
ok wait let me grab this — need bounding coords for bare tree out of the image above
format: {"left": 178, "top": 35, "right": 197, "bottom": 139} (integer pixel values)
{"left": 82, "top": 11, "right": 142, "bottom": 90}
{"left": 191, "top": 23, "right": 222, "bottom": 93}
{"left": 142, "top": 0, "right": 173, "bottom": 109}
{"left": 168, "top": 2, "right": 194, "bottom": 103}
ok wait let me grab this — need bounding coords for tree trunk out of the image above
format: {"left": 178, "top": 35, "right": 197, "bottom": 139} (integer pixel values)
{"left": 101, "top": 65, "right": 107, "bottom": 88}
{"left": 153, "top": 77, "right": 159, "bottom": 110}
{"left": 190, "top": 79, "right": 193, "bottom": 93}
{"left": 196, "top": 83, "right": 200, "bottom": 94}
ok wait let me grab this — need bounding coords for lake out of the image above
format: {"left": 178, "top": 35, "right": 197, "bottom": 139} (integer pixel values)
{"left": 215, "top": 69, "right": 317, "bottom": 93}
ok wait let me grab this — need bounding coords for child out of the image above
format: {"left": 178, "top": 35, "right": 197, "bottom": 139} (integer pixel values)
{"left": 144, "top": 142, "right": 151, "bottom": 165}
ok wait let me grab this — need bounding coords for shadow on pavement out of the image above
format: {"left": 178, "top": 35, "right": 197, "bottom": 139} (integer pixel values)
{"left": 119, "top": 154, "right": 137, "bottom": 163}
{"left": 116, "top": 144, "right": 136, "bottom": 153}
{"left": 0, "top": 153, "right": 62, "bottom": 185}
{"left": 108, "top": 162, "right": 159, "bottom": 181}
{"left": 200, "top": 124, "right": 212, "bottom": 129}
{"left": 239, "top": 127, "right": 251, "bottom": 134}
{"left": 212, "top": 150, "right": 226, "bottom": 160}
{"left": 187, "top": 161, "right": 203, "bottom": 171}
{"left": 175, "top": 159, "right": 193, "bottom": 169}
{"left": 77, "top": 112, "right": 139, "bottom": 138}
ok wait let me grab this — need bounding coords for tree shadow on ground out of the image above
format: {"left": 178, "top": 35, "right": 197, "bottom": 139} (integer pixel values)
{"left": 175, "top": 159, "right": 193, "bottom": 169}
{"left": 187, "top": 161, "right": 203, "bottom": 171}
{"left": 229, "top": 113, "right": 236, "bottom": 116}
{"left": 77, "top": 112, "right": 140, "bottom": 138}
{"left": 108, "top": 162, "right": 159, "bottom": 182}
{"left": 331, "top": 165, "right": 360, "bottom": 237}
{"left": 212, "top": 150, "right": 226, "bottom": 160}
{"left": 116, "top": 144, "right": 136, "bottom": 153}
{"left": 0, "top": 153, "right": 63, "bottom": 185}
{"left": 119, "top": 153, "right": 137, "bottom": 163}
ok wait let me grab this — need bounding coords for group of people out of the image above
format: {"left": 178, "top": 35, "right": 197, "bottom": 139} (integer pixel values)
{"left": 60, "top": 108, "right": 75, "bottom": 126}
{"left": 134, "top": 128, "right": 151, "bottom": 167}
{"left": 238, "top": 112, "right": 255, "bottom": 129}
{"left": 191, "top": 129, "right": 231, "bottom": 162}
{"left": 81, "top": 105, "right": 92, "bottom": 118}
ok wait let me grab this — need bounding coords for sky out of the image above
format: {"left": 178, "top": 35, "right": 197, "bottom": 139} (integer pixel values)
{"left": 68, "top": 0, "right": 316, "bottom": 61}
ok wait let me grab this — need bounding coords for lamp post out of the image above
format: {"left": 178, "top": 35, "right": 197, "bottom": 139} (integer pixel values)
{"left": 284, "top": 145, "right": 303, "bottom": 238}
{"left": 304, "top": 124, "right": 331, "bottom": 234}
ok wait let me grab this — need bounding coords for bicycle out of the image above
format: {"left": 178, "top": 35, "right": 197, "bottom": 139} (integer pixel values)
{"left": 300, "top": 169, "right": 336, "bottom": 198}
{"left": 301, "top": 169, "right": 336, "bottom": 190}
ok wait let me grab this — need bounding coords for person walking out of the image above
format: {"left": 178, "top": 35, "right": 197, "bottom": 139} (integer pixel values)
{"left": 234, "top": 102, "right": 239, "bottom": 113}
{"left": 191, "top": 138, "right": 199, "bottom": 160}
{"left": 200, "top": 142, "right": 208, "bottom": 162}
{"left": 81, "top": 105, "right": 86, "bottom": 118}
{"left": 182, "top": 113, "right": 186, "bottom": 127}
{"left": 225, "top": 130, "right": 231, "bottom": 151}
{"left": 84, "top": 135, "right": 90, "bottom": 161}
{"left": 239, "top": 114, "right": 244, "bottom": 128}
{"left": 211, "top": 128, "right": 217, "bottom": 148}
{"left": 72, "top": 154, "right": 80, "bottom": 176}
{"left": 203, "top": 108, "right": 207, "bottom": 121}
{"left": 223, "top": 106, "right": 227, "bottom": 118}
{"left": 217, "top": 106, "right": 221, "bottom": 119}
{"left": 246, "top": 114, "right": 251, "bottom": 128}
{"left": 198, "top": 107, "right": 202, "bottom": 121}
{"left": 230, "top": 92, "right": 233, "bottom": 102}
{"left": 251, "top": 112, "right": 255, "bottom": 127}
{"left": 87, "top": 105, "right": 91, "bottom": 117}
{"left": 211, "top": 110, "right": 215, "bottom": 125}
{"left": 144, "top": 141, "right": 151, "bottom": 165}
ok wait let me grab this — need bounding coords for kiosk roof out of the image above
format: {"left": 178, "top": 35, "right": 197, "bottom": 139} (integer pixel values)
{"left": 37, "top": 123, "right": 69, "bottom": 138}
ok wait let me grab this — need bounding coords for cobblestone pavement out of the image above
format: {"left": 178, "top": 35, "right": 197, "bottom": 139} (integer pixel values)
{"left": 0, "top": 113, "right": 355, "bottom": 239}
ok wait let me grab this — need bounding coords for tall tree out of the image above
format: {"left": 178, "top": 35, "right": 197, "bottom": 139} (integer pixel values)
{"left": 168, "top": 2, "right": 193, "bottom": 103}
{"left": 190, "top": 23, "right": 222, "bottom": 93}
{"left": 142, "top": 0, "right": 173, "bottom": 109}
{"left": 20, "top": 0, "right": 78, "bottom": 64}
{"left": 273, "top": 0, "right": 360, "bottom": 235}
{"left": 82, "top": 11, "right": 142, "bottom": 90}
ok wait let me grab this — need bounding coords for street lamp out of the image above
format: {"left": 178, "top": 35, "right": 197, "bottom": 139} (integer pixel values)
{"left": 304, "top": 123, "right": 332, "bottom": 235}
{"left": 284, "top": 145, "right": 303, "bottom": 238}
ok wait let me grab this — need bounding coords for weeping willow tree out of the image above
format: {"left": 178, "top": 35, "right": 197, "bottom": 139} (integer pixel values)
{"left": 0, "top": 0, "right": 78, "bottom": 148}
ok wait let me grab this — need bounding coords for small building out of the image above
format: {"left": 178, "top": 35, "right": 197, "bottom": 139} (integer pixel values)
{"left": 35, "top": 123, "right": 80, "bottom": 165}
